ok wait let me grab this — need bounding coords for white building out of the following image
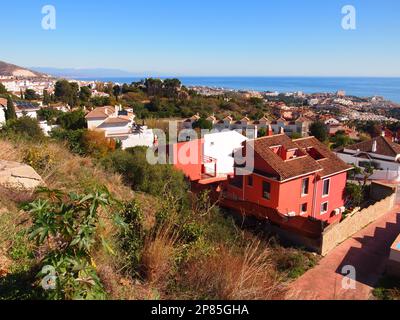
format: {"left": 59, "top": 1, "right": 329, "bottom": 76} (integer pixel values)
{"left": 335, "top": 135, "right": 400, "bottom": 182}
{"left": 202, "top": 131, "right": 249, "bottom": 176}
{"left": 0, "top": 106, "right": 5, "bottom": 126}
{"left": 324, "top": 118, "right": 340, "bottom": 126}
{"left": 15, "top": 101, "right": 40, "bottom": 119}
{"left": 85, "top": 105, "right": 154, "bottom": 149}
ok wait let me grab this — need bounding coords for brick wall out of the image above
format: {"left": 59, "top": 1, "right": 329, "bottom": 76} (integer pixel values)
{"left": 320, "top": 182, "right": 396, "bottom": 256}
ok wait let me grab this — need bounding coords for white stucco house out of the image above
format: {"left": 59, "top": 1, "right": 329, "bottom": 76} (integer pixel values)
{"left": 85, "top": 105, "right": 154, "bottom": 150}
{"left": 15, "top": 101, "right": 41, "bottom": 119}
{"left": 335, "top": 135, "right": 400, "bottom": 182}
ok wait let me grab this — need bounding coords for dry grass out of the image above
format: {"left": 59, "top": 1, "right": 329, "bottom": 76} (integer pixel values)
{"left": 0, "top": 139, "right": 21, "bottom": 161}
{"left": 0, "top": 138, "right": 133, "bottom": 200}
{"left": 178, "top": 241, "right": 287, "bottom": 300}
{"left": 140, "top": 223, "right": 179, "bottom": 287}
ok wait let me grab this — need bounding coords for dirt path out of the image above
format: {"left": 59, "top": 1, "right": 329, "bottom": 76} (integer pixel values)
{"left": 287, "top": 206, "right": 400, "bottom": 300}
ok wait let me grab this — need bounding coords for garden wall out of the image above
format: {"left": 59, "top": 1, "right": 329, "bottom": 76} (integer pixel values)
{"left": 320, "top": 182, "right": 397, "bottom": 256}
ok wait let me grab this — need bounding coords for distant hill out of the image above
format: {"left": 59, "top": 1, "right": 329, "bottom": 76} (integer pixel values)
{"left": 30, "top": 67, "right": 140, "bottom": 79}
{"left": 0, "top": 61, "right": 48, "bottom": 78}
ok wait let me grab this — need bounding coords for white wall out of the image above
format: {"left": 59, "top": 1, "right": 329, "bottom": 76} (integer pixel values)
{"left": 120, "top": 129, "right": 154, "bottom": 149}
{"left": 0, "top": 107, "right": 5, "bottom": 126}
{"left": 87, "top": 118, "right": 106, "bottom": 130}
{"left": 16, "top": 110, "right": 38, "bottom": 119}
{"left": 336, "top": 152, "right": 400, "bottom": 181}
{"left": 39, "top": 121, "right": 59, "bottom": 137}
{"left": 203, "top": 131, "right": 248, "bottom": 175}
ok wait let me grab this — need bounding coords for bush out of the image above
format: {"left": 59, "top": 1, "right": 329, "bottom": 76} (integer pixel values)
{"left": 2, "top": 116, "right": 44, "bottom": 141}
{"left": 117, "top": 200, "right": 145, "bottom": 274}
{"left": 310, "top": 121, "right": 328, "bottom": 142}
{"left": 102, "top": 147, "right": 189, "bottom": 198}
{"left": 275, "top": 248, "right": 318, "bottom": 279}
{"left": 25, "top": 187, "right": 112, "bottom": 300}
{"left": 22, "top": 145, "right": 56, "bottom": 173}
{"left": 57, "top": 109, "right": 86, "bottom": 130}
{"left": 81, "top": 130, "right": 116, "bottom": 158}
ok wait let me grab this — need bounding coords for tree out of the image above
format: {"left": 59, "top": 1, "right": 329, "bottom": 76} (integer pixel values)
{"left": 55, "top": 80, "right": 79, "bottom": 106}
{"left": 163, "top": 78, "right": 181, "bottom": 98}
{"left": 331, "top": 132, "right": 354, "bottom": 149}
{"left": 258, "top": 128, "right": 267, "bottom": 138}
{"left": 57, "top": 109, "right": 87, "bottom": 130}
{"left": 37, "top": 107, "right": 63, "bottom": 124}
{"left": 113, "top": 85, "right": 121, "bottom": 100}
{"left": 79, "top": 86, "right": 92, "bottom": 103}
{"left": 144, "top": 78, "right": 163, "bottom": 96}
{"left": 309, "top": 121, "right": 328, "bottom": 142}
{"left": 5, "top": 96, "right": 17, "bottom": 120}
{"left": 0, "top": 83, "right": 7, "bottom": 94}
{"left": 24, "top": 89, "right": 39, "bottom": 100}
{"left": 346, "top": 182, "right": 364, "bottom": 207}
{"left": 43, "top": 89, "right": 51, "bottom": 105}
{"left": 193, "top": 118, "right": 213, "bottom": 130}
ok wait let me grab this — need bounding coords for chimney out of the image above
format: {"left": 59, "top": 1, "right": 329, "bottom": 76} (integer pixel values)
{"left": 267, "top": 125, "right": 273, "bottom": 136}
{"left": 115, "top": 105, "right": 121, "bottom": 117}
{"left": 372, "top": 140, "right": 377, "bottom": 153}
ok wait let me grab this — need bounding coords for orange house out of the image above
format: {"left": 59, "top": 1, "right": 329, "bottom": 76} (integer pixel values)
{"left": 225, "top": 134, "right": 352, "bottom": 224}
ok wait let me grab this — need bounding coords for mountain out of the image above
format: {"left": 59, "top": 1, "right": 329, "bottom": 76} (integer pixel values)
{"left": 0, "top": 61, "right": 48, "bottom": 78}
{"left": 30, "top": 67, "right": 140, "bottom": 79}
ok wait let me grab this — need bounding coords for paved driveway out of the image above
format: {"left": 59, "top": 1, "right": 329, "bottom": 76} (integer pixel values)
{"left": 287, "top": 206, "right": 400, "bottom": 300}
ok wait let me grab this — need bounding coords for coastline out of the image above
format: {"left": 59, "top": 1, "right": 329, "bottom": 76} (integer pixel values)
{"left": 75, "top": 76, "right": 400, "bottom": 103}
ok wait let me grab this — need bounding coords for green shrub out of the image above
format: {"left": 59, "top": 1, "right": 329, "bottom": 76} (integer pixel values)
{"left": 2, "top": 116, "right": 44, "bottom": 141}
{"left": 116, "top": 200, "right": 145, "bottom": 274}
{"left": 25, "top": 187, "right": 112, "bottom": 300}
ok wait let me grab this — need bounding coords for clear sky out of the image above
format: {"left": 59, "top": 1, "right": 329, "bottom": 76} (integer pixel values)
{"left": 1, "top": 0, "right": 400, "bottom": 76}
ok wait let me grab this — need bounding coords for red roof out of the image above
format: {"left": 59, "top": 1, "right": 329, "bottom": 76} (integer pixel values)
{"left": 245, "top": 134, "right": 351, "bottom": 181}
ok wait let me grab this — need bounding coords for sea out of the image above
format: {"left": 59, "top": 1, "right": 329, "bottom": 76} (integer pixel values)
{"left": 76, "top": 77, "right": 400, "bottom": 103}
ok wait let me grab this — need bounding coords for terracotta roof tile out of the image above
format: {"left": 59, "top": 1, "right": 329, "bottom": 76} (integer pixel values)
{"left": 246, "top": 134, "right": 351, "bottom": 181}
{"left": 294, "top": 136, "right": 352, "bottom": 177}
{"left": 85, "top": 106, "right": 115, "bottom": 119}
{"left": 248, "top": 134, "right": 322, "bottom": 181}
{"left": 343, "top": 136, "right": 400, "bottom": 157}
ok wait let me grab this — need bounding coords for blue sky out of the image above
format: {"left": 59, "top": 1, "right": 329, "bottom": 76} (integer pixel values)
{"left": 1, "top": 0, "right": 400, "bottom": 76}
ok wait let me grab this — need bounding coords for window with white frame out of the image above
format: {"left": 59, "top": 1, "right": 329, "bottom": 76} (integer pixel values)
{"left": 301, "top": 178, "right": 309, "bottom": 196}
{"left": 322, "top": 179, "right": 330, "bottom": 197}
{"left": 321, "top": 202, "right": 328, "bottom": 215}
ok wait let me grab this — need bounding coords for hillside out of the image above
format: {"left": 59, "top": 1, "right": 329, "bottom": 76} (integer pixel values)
{"left": 0, "top": 60, "right": 48, "bottom": 78}
{"left": 0, "top": 134, "right": 318, "bottom": 300}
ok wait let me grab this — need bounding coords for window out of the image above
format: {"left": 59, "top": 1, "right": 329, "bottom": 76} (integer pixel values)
{"left": 323, "top": 179, "right": 330, "bottom": 197}
{"left": 229, "top": 176, "right": 243, "bottom": 189}
{"left": 301, "top": 178, "right": 309, "bottom": 196}
{"left": 262, "top": 181, "right": 271, "bottom": 200}
{"left": 247, "top": 175, "right": 253, "bottom": 187}
{"left": 300, "top": 203, "right": 308, "bottom": 215}
{"left": 321, "top": 202, "right": 328, "bottom": 215}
